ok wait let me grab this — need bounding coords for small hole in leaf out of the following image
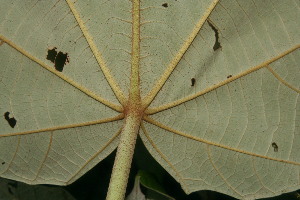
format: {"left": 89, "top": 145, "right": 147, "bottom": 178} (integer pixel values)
{"left": 191, "top": 78, "right": 196, "bottom": 86}
{"left": 227, "top": 75, "right": 232, "bottom": 78}
{"left": 46, "top": 47, "right": 69, "bottom": 72}
{"left": 162, "top": 3, "right": 168, "bottom": 7}
{"left": 55, "top": 52, "right": 69, "bottom": 72}
{"left": 272, "top": 142, "right": 278, "bottom": 152}
{"left": 207, "top": 20, "right": 221, "bottom": 51}
{"left": 4, "top": 112, "right": 17, "bottom": 128}
{"left": 46, "top": 47, "right": 57, "bottom": 63}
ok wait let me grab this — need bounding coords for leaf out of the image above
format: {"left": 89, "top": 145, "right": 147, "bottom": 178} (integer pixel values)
{"left": 0, "top": 0, "right": 299, "bottom": 200}
{"left": 126, "top": 175, "right": 146, "bottom": 200}
{"left": 126, "top": 171, "right": 174, "bottom": 200}
{"left": 137, "top": 170, "right": 175, "bottom": 200}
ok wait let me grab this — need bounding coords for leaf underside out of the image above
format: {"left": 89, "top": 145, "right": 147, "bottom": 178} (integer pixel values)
{"left": 0, "top": 1, "right": 299, "bottom": 199}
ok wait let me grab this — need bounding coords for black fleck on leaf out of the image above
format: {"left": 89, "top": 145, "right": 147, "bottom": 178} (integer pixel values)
{"left": 46, "top": 47, "right": 69, "bottom": 72}
{"left": 162, "top": 3, "right": 168, "bottom": 7}
{"left": 55, "top": 52, "right": 69, "bottom": 72}
{"left": 4, "top": 112, "right": 17, "bottom": 128}
{"left": 272, "top": 142, "right": 278, "bottom": 152}
{"left": 191, "top": 78, "right": 196, "bottom": 86}
{"left": 207, "top": 20, "right": 221, "bottom": 51}
{"left": 46, "top": 47, "right": 57, "bottom": 63}
{"left": 227, "top": 75, "right": 232, "bottom": 78}
{"left": 1, "top": 162, "right": 5, "bottom": 165}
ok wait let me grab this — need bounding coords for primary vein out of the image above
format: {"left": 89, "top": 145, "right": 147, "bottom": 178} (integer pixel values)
{"left": 0, "top": 114, "right": 124, "bottom": 137}
{"left": 143, "top": 116, "right": 300, "bottom": 166}
{"left": 146, "top": 44, "right": 300, "bottom": 114}
{"left": 0, "top": 35, "right": 123, "bottom": 112}
{"left": 142, "top": 0, "right": 219, "bottom": 108}
{"left": 66, "top": 0, "right": 127, "bottom": 105}
{"left": 129, "top": 0, "right": 141, "bottom": 103}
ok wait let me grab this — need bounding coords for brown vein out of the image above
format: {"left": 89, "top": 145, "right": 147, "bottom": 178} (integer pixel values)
{"left": 32, "top": 132, "right": 53, "bottom": 181}
{"left": 146, "top": 44, "right": 300, "bottom": 114}
{"left": 65, "top": 0, "right": 126, "bottom": 105}
{"left": 66, "top": 127, "right": 122, "bottom": 184}
{"left": 251, "top": 157, "right": 275, "bottom": 194}
{"left": 207, "top": 145, "right": 242, "bottom": 198}
{"left": 142, "top": 0, "right": 219, "bottom": 108}
{"left": 0, "top": 114, "right": 124, "bottom": 137}
{"left": 143, "top": 116, "right": 300, "bottom": 166}
{"left": 0, "top": 136, "right": 21, "bottom": 175}
{"left": 141, "top": 123, "right": 189, "bottom": 193}
{"left": 0, "top": 35, "right": 123, "bottom": 112}
{"left": 266, "top": 66, "right": 300, "bottom": 93}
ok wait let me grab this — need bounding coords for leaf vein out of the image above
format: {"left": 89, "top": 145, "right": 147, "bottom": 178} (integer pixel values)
{"left": 146, "top": 44, "right": 300, "bottom": 114}
{"left": 0, "top": 35, "right": 123, "bottom": 112}
{"left": 65, "top": 0, "right": 126, "bottom": 105}
{"left": 66, "top": 127, "right": 122, "bottom": 184}
{"left": 143, "top": 116, "right": 300, "bottom": 166}
{"left": 143, "top": 0, "right": 220, "bottom": 107}
{"left": 0, "top": 114, "right": 124, "bottom": 137}
{"left": 207, "top": 145, "right": 243, "bottom": 197}
{"left": 140, "top": 123, "right": 189, "bottom": 193}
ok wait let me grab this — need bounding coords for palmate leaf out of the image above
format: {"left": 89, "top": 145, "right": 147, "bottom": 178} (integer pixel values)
{"left": 0, "top": 0, "right": 299, "bottom": 199}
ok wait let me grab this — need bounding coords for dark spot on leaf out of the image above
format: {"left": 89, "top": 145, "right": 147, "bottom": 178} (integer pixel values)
{"left": 46, "top": 47, "right": 57, "bottom": 63}
{"left": 272, "top": 142, "right": 278, "bottom": 152}
{"left": 1, "top": 162, "right": 5, "bottom": 165}
{"left": 227, "top": 75, "right": 232, "bottom": 78}
{"left": 55, "top": 52, "right": 69, "bottom": 72}
{"left": 191, "top": 78, "right": 196, "bottom": 86}
{"left": 4, "top": 112, "right": 16, "bottom": 128}
{"left": 46, "top": 47, "right": 69, "bottom": 72}
{"left": 207, "top": 20, "right": 221, "bottom": 51}
{"left": 162, "top": 3, "right": 168, "bottom": 7}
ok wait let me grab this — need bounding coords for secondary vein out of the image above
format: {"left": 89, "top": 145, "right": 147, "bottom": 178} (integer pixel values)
{"left": 143, "top": 116, "right": 300, "bottom": 166}
{"left": 142, "top": 0, "right": 219, "bottom": 108}
{"left": 146, "top": 44, "right": 300, "bottom": 114}
{"left": 65, "top": 0, "right": 127, "bottom": 105}
{"left": 0, "top": 35, "right": 123, "bottom": 112}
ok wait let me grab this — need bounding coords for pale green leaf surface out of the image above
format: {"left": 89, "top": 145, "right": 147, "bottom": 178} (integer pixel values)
{"left": 70, "top": 0, "right": 132, "bottom": 97}
{"left": 0, "top": 0, "right": 120, "bottom": 104}
{"left": 141, "top": 50, "right": 300, "bottom": 199}
{"left": 0, "top": 0, "right": 299, "bottom": 200}
{"left": 139, "top": 0, "right": 214, "bottom": 97}
{"left": 0, "top": 0, "right": 123, "bottom": 185}
{"left": 149, "top": 0, "right": 300, "bottom": 108}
